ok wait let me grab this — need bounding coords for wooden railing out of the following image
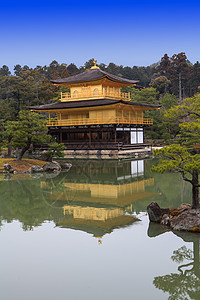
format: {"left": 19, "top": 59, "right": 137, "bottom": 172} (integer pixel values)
{"left": 47, "top": 117, "right": 153, "bottom": 127}
{"left": 60, "top": 91, "right": 131, "bottom": 101}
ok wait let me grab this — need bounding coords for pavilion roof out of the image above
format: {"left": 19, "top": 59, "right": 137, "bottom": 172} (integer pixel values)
{"left": 56, "top": 215, "right": 137, "bottom": 237}
{"left": 30, "top": 99, "right": 160, "bottom": 111}
{"left": 50, "top": 68, "right": 139, "bottom": 86}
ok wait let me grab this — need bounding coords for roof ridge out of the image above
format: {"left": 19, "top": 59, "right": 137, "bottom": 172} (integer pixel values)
{"left": 50, "top": 68, "right": 138, "bottom": 85}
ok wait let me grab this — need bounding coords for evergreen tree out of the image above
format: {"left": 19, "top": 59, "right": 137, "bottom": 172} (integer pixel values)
{"left": 3, "top": 110, "right": 49, "bottom": 160}
{"left": 0, "top": 65, "right": 11, "bottom": 76}
{"left": 157, "top": 53, "right": 171, "bottom": 76}
{"left": 61, "top": 68, "right": 69, "bottom": 78}
{"left": 84, "top": 58, "right": 96, "bottom": 70}
{"left": 189, "top": 61, "right": 200, "bottom": 95}
{"left": 152, "top": 94, "right": 200, "bottom": 209}
{"left": 170, "top": 52, "right": 192, "bottom": 101}
{"left": 14, "top": 64, "right": 22, "bottom": 76}
{"left": 150, "top": 76, "right": 171, "bottom": 94}
{"left": 67, "top": 63, "right": 79, "bottom": 76}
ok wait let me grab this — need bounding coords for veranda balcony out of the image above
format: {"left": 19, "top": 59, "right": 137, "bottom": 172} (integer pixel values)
{"left": 47, "top": 116, "right": 153, "bottom": 127}
{"left": 60, "top": 90, "right": 131, "bottom": 102}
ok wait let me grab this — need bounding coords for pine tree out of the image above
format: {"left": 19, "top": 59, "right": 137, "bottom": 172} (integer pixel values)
{"left": 152, "top": 94, "right": 200, "bottom": 209}
{"left": 3, "top": 110, "right": 49, "bottom": 160}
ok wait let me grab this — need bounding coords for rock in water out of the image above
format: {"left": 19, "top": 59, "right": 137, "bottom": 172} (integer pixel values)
{"left": 43, "top": 162, "right": 61, "bottom": 172}
{"left": 170, "top": 209, "right": 200, "bottom": 231}
{"left": 147, "top": 202, "right": 170, "bottom": 223}
{"left": 59, "top": 162, "right": 72, "bottom": 170}
{"left": 3, "top": 164, "right": 15, "bottom": 173}
{"left": 170, "top": 203, "right": 192, "bottom": 217}
{"left": 30, "top": 165, "right": 44, "bottom": 173}
{"left": 52, "top": 161, "right": 62, "bottom": 170}
{"left": 147, "top": 202, "right": 200, "bottom": 233}
{"left": 147, "top": 202, "right": 163, "bottom": 222}
{"left": 161, "top": 214, "right": 172, "bottom": 226}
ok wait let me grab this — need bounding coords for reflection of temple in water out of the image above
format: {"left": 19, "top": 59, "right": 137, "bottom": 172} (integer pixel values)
{"left": 41, "top": 159, "right": 156, "bottom": 240}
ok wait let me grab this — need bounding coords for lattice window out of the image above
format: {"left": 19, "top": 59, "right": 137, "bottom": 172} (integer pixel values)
{"left": 82, "top": 87, "right": 90, "bottom": 96}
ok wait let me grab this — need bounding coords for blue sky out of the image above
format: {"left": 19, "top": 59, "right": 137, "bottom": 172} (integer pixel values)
{"left": 1, "top": 0, "right": 200, "bottom": 71}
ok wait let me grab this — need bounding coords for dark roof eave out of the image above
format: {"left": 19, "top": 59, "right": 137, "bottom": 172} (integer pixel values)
{"left": 29, "top": 99, "right": 161, "bottom": 111}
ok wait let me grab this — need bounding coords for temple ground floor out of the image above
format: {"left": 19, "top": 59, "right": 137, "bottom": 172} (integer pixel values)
{"left": 49, "top": 125, "right": 149, "bottom": 150}
{"left": 47, "top": 125, "right": 153, "bottom": 158}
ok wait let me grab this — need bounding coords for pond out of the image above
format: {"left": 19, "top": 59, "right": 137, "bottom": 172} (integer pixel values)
{"left": 0, "top": 158, "right": 199, "bottom": 300}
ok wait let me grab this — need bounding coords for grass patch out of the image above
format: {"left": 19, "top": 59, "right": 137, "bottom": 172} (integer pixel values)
{"left": 0, "top": 158, "right": 47, "bottom": 172}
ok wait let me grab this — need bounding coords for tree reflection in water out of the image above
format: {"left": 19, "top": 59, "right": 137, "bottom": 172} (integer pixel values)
{"left": 148, "top": 223, "right": 200, "bottom": 299}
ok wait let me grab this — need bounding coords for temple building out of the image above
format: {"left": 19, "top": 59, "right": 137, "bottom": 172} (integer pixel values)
{"left": 31, "top": 60, "right": 160, "bottom": 151}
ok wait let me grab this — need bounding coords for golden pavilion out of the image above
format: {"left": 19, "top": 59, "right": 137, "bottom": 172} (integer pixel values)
{"left": 31, "top": 60, "right": 160, "bottom": 150}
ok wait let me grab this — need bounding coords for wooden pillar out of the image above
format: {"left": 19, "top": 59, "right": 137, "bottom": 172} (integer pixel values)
{"left": 49, "top": 113, "right": 50, "bottom": 125}
{"left": 115, "top": 129, "right": 117, "bottom": 144}
{"left": 115, "top": 165, "right": 117, "bottom": 177}
{"left": 89, "top": 130, "right": 91, "bottom": 145}
{"left": 59, "top": 131, "right": 62, "bottom": 143}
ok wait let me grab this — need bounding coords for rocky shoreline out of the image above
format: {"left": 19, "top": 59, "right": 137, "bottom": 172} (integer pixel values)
{"left": 2, "top": 161, "right": 72, "bottom": 174}
{"left": 147, "top": 202, "right": 200, "bottom": 233}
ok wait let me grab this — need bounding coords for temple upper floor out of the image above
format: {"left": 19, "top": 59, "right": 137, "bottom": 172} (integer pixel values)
{"left": 50, "top": 60, "right": 138, "bottom": 102}
{"left": 60, "top": 84, "right": 131, "bottom": 102}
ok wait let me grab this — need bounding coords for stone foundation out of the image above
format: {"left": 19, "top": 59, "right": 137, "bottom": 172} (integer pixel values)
{"left": 63, "top": 147, "right": 152, "bottom": 159}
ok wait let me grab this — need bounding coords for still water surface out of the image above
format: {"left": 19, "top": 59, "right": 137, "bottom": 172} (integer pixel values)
{"left": 0, "top": 159, "right": 199, "bottom": 300}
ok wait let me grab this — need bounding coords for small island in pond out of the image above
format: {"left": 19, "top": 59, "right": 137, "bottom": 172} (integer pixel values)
{"left": 147, "top": 202, "right": 200, "bottom": 233}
